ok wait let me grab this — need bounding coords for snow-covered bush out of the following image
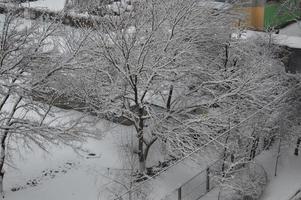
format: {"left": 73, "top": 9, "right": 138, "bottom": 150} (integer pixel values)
{"left": 217, "top": 162, "right": 268, "bottom": 200}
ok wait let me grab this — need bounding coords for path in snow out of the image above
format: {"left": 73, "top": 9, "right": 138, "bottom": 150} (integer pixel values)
{"left": 199, "top": 146, "right": 301, "bottom": 200}
{"left": 257, "top": 147, "right": 301, "bottom": 200}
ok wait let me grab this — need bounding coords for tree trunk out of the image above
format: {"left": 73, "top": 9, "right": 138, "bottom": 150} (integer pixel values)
{"left": 294, "top": 137, "right": 301, "bottom": 156}
{"left": 0, "top": 96, "right": 22, "bottom": 196}
{"left": 0, "top": 132, "right": 7, "bottom": 198}
{"left": 166, "top": 85, "right": 173, "bottom": 111}
{"left": 136, "top": 107, "right": 158, "bottom": 174}
{"left": 139, "top": 158, "right": 146, "bottom": 174}
{"left": 138, "top": 134, "right": 146, "bottom": 173}
{"left": 221, "top": 134, "right": 229, "bottom": 176}
{"left": 249, "top": 137, "right": 259, "bottom": 160}
{"left": 137, "top": 107, "right": 146, "bottom": 174}
{"left": 274, "top": 138, "right": 281, "bottom": 176}
{"left": 218, "top": 188, "right": 222, "bottom": 200}
{"left": 224, "top": 43, "right": 229, "bottom": 70}
{"left": 0, "top": 172, "right": 3, "bottom": 198}
{"left": 222, "top": 119, "right": 230, "bottom": 176}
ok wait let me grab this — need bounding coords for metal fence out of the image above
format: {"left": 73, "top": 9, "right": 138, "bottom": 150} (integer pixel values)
{"left": 164, "top": 159, "right": 223, "bottom": 200}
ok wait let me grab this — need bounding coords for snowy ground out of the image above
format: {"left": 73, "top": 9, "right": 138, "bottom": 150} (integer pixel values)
{"left": 1, "top": 100, "right": 214, "bottom": 200}
{"left": 3, "top": 106, "right": 135, "bottom": 200}
{"left": 155, "top": 153, "right": 219, "bottom": 200}
{"left": 257, "top": 146, "right": 301, "bottom": 200}
{"left": 199, "top": 146, "right": 301, "bottom": 200}
{"left": 20, "top": 0, "right": 133, "bottom": 14}
{"left": 237, "top": 29, "right": 301, "bottom": 49}
{"left": 280, "top": 21, "right": 301, "bottom": 38}
{"left": 233, "top": 21, "right": 301, "bottom": 49}
{"left": 21, "top": 0, "right": 67, "bottom": 11}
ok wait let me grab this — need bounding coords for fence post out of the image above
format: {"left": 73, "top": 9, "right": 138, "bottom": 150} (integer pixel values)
{"left": 178, "top": 187, "right": 182, "bottom": 200}
{"left": 206, "top": 167, "right": 210, "bottom": 192}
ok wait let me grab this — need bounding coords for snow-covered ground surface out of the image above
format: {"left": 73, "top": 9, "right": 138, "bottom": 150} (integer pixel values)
{"left": 233, "top": 21, "right": 301, "bottom": 49}
{"left": 1, "top": 98, "right": 213, "bottom": 200}
{"left": 280, "top": 21, "right": 301, "bottom": 38}
{"left": 19, "top": 0, "right": 133, "bottom": 14}
{"left": 3, "top": 105, "right": 135, "bottom": 200}
{"left": 198, "top": 188, "right": 220, "bottom": 200}
{"left": 21, "top": 0, "right": 67, "bottom": 11}
{"left": 155, "top": 156, "right": 218, "bottom": 200}
{"left": 257, "top": 147, "right": 301, "bottom": 200}
{"left": 199, "top": 145, "right": 301, "bottom": 200}
{"left": 237, "top": 29, "right": 301, "bottom": 49}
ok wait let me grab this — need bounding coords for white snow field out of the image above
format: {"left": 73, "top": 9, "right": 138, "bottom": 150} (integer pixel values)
{"left": 280, "top": 21, "right": 301, "bottom": 38}
{"left": 232, "top": 21, "right": 301, "bottom": 49}
{"left": 236, "top": 30, "right": 301, "bottom": 49}
{"left": 3, "top": 105, "right": 135, "bottom": 200}
{"left": 199, "top": 146, "right": 301, "bottom": 200}
{"left": 20, "top": 0, "right": 134, "bottom": 14}
{"left": 1, "top": 98, "right": 213, "bottom": 200}
{"left": 21, "top": 0, "right": 67, "bottom": 11}
{"left": 257, "top": 147, "right": 301, "bottom": 200}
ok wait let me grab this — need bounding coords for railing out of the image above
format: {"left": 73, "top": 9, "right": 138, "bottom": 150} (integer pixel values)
{"left": 164, "top": 159, "right": 223, "bottom": 200}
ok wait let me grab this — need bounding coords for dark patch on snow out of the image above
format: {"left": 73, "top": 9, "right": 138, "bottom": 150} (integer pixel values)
{"left": 133, "top": 156, "right": 178, "bottom": 183}
{"left": 134, "top": 174, "right": 148, "bottom": 183}
{"left": 86, "top": 152, "right": 101, "bottom": 159}
{"left": 11, "top": 161, "right": 77, "bottom": 192}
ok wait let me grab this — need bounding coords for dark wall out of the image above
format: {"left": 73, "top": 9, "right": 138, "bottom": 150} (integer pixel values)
{"left": 287, "top": 48, "right": 301, "bottom": 74}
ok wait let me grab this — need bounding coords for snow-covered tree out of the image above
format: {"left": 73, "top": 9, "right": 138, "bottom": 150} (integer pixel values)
{"left": 59, "top": 0, "right": 292, "bottom": 179}
{"left": 0, "top": 10, "right": 92, "bottom": 196}
{"left": 203, "top": 35, "right": 300, "bottom": 199}
{"left": 58, "top": 0, "right": 240, "bottom": 175}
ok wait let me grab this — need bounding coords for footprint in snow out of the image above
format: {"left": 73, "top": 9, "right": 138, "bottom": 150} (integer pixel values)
{"left": 11, "top": 161, "right": 77, "bottom": 192}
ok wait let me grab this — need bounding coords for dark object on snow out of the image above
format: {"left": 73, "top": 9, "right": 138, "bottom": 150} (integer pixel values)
{"left": 158, "top": 161, "right": 169, "bottom": 168}
{"left": 11, "top": 187, "right": 21, "bottom": 192}
{"left": 294, "top": 137, "right": 301, "bottom": 156}
{"left": 146, "top": 167, "right": 155, "bottom": 176}
{"left": 210, "top": 103, "right": 220, "bottom": 108}
{"left": 243, "top": 195, "right": 254, "bottom": 200}
{"left": 135, "top": 174, "right": 148, "bottom": 182}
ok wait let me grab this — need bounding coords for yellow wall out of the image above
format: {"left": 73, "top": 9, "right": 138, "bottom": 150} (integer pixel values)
{"left": 250, "top": 6, "right": 264, "bottom": 30}
{"left": 236, "top": 6, "right": 265, "bottom": 31}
